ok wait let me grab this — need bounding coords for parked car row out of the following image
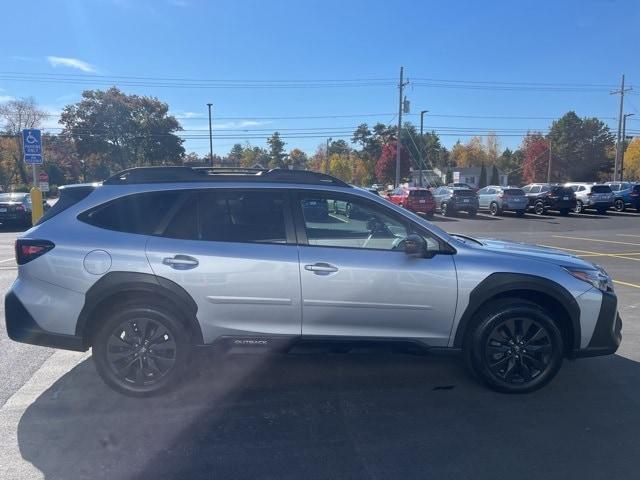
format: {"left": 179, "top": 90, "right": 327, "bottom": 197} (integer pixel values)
{"left": 372, "top": 181, "right": 640, "bottom": 218}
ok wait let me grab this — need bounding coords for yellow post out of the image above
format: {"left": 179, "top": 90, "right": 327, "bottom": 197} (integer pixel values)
{"left": 30, "top": 187, "right": 43, "bottom": 225}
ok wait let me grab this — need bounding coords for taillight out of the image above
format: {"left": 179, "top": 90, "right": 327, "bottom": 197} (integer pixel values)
{"left": 15, "top": 239, "right": 55, "bottom": 265}
{"left": 587, "top": 192, "right": 594, "bottom": 197}
{"left": 631, "top": 191, "right": 639, "bottom": 197}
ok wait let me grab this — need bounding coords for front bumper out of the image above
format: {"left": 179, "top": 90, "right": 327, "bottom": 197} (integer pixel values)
{"left": 573, "top": 291, "right": 621, "bottom": 358}
{"left": 5, "top": 291, "right": 87, "bottom": 351}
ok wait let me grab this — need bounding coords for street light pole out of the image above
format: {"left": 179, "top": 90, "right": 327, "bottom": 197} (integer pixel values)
{"left": 419, "top": 110, "right": 429, "bottom": 187}
{"left": 621, "top": 113, "right": 635, "bottom": 180}
{"left": 207, "top": 103, "right": 213, "bottom": 167}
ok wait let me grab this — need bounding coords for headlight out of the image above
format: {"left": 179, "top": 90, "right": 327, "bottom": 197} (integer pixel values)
{"left": 565, "top": 267, "right": 613, "bottom": 292}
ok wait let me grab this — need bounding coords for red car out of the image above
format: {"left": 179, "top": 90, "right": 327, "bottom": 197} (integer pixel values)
{"left": 387, "top": 186, "right": 436, "bottom": 218}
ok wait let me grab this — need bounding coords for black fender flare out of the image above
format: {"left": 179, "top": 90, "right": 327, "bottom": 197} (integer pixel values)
{"left": 76, "top": 272, "right": 202, "bottom": 346}
{"left": 452, "top": 272, "right": 581, "bottom": 350}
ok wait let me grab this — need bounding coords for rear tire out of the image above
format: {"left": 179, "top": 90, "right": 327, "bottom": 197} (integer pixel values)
{"left": 534, "top": 201, "right": 545, "bottom": 215}
{"left": 464, "top": 299, "right": 564, "bottom": 393}
{"left": 441, "top": 202, "right": 449, "bottom": 216}
{"left": 92, "top": 299, "right": 191, "bottom": 397}
{"left": 489, "top": 202, "right": 501, "bottom": 216}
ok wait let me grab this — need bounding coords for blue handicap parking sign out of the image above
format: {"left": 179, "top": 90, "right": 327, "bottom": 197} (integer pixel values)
{"left": 22, "top": 129, "right": 43, "bottom": 164}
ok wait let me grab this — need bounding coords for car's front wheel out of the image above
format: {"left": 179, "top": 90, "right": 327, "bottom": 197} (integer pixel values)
{"left": 464, "top": 299, "right": 564, "bottom": 393}
{"left": 92, "top": 299, "right": 191, "bottom": 397}
{"left": 534, "top": 201, "right": 545, "bottom": 215}
{"left": 613, "top": 199, "right": 625, "bottom": 212}
{"left": 574, "top": 200, "right": 583, "bottom": 214}
{"left": 489, "top": 202, "right": 501, "bottom": 216}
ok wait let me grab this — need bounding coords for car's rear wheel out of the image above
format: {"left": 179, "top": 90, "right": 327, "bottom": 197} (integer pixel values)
{"left": 534, "top": 201, "right": 545, "bottom": 215}
{"left": 613, "top": 199, "right": 625, "bottom": 212}
{"left": 464, "top": 299, "right": 563, "bottom": 393}
{"left": 441, "top": 202, "right": 449, "bottom": 216}
{"left": 574, "top": 200, "right": 583, "bottom": 214}
{"left": 93, "top": 300, "right": 191, "bottom": 397}
{"left": 489, "top": 202, "right": 501, "bottom": 216}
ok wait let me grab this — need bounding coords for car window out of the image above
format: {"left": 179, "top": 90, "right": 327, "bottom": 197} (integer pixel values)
{"left": 80, "top": 191, "right": 185, "bottom": 235}
{"left": 477, "top": 187, "right": 487, "bottom": 194}
{"left": 299, "top": 193, "right": 409, "bottom": 251}
{"left": 609, "top": 184, "right": 620, "bottom": 191}
{"left": 592, "top": 185, "right": 612, "bottom": 194}
{"left": 541, "top": 185, "right": 550, "bottom": 192}
{"left": 529, "top": 186, "right": 541, "bottom": 193}
{"left": 521, "top": 186, "right": 531, "bottom": 193}
{"left": 165, "top": 190, "right": 288, "bottom": 244}
{"left": 504, "top": 188, "right": 524, "bottom": 196}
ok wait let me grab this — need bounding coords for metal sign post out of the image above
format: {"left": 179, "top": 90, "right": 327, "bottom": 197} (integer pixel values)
{"left": 22, "top": 129, "right": 44, "bottom": 224}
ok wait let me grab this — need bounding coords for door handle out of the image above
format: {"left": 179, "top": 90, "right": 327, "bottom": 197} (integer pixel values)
{"left": 162, "top": 255, "right": 199, "bottom": 270}
{"left": 304, "top": 262, "right": 339, "bottom": 275}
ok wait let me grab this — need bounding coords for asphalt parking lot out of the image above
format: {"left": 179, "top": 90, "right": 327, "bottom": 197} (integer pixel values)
{"left": 0, "top": 210, "right": 639, "bottom": 480}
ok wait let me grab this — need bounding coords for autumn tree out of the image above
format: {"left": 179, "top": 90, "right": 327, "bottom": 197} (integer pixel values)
{"left": 490, "top": 164, "right": 500, "bottom": 185}
{"left": 288, "top": 148, "right": 308, "bottom": 169}
{"left": 450, "top": 136, "right": 489, "bottom": 167}
{"left": 375, "top": 141, "right": 410, "bottom": 184}
{"left": 240, "top": 145, "right": 269, "bottom": 168}
{"left": 623, "top": 138, "right": 640, "bottom": 180}
{"left": 521, "top": 133, "right": 549, "bottom": 184}
{"left": 485, "top": 132, "right": 500, "bottom": 165}
{"left": 329, "top": 153, "right": 352, "bottom": 182}
{"left": 0, "top": 97, "right": 47, "bottom": 183}
{"left": 478, "top": 162, "right": 487, "bottom": 188}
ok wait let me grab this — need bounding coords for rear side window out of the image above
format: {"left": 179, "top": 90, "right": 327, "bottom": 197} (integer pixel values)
{"left": 633, "top": 185, "right": 640, "bottom": 193}
{"left": 80, "top": 191, "right": 183, "bottom": 234}
{"left": 409, "top": 190, "right": 430, "bottom": 197}
{"left": 38, "top": 186, "right": 95, "bottom": 225}
{"left": 504, "top": 188, "right": 524, "bottom": 196}
{"left": 592, "top": 185, "right": 612, "bottom": 193}
{"left": 165, "top": 190, "right": 288, "bottom": 244}
{"left": 454, "top": 189, "right": 476, "bottom": 197}
{"left": 529, "top": 186, "right": 541, "bottom": 193}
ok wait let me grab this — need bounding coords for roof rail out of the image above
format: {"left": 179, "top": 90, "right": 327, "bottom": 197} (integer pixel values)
{"left": 103, "top": 166, "right": 350, "bottom": 187}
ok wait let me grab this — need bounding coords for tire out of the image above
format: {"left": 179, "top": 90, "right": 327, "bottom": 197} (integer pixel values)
{"left": 441, "top": 202, "right": 449, "bottom": 216}
{"left": 516, "top": 210, "right": 525, "bottom": 217}
{"left": 92, "top": 299, "right": 192, "bottom": 397}
{"left": 597, "top": 208, "right": 607, "bottom": 215}
{"left": 489, "top": 202, "right": 501, "bottom": 216}
{"left": 613, "top": 199, "right": 625, "bottom": 212}
{"left": 574, "top": 200, "right": 583, "bottom": 214}
{"left": 468, "top": 209, "right": 477, "bottom": 218}
{"left": 533, "top": 201, "right": 545, "bottom": 215}
{"left": 464, "top": 299, "right": 564, "bottom": 393}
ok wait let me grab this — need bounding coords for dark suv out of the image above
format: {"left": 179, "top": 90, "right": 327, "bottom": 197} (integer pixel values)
{"left": 432, "top": 187, "right": 479, "bottom": 217}
{"left": 521, "top": 184, "right": 576, "bottom": 215}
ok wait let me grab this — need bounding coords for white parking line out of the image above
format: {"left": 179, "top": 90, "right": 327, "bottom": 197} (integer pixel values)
{"left": 0, "top": 257, "right": 15, "bottom": 263}
{"left": 552, "top": 235, "right": 640, "bottom": 247}
{"left": 616, "top": 234, "right": 640, "bottom": 239}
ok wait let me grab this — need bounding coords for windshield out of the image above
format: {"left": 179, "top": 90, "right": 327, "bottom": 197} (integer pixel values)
{"left": 0, "top": 193, "right": 27, "bottom": 202}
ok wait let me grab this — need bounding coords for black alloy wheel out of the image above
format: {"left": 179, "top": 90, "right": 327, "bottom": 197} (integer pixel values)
{"left": 534, "top": 201, "right": 545, "bottom": 215}
{"left": 613, "top": 199, "right": 625, "bottom": 212}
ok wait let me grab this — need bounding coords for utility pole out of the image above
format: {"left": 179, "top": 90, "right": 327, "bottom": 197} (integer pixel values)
{"left": 419, "top": 110, "right": 429, "bottom": 187}
{"left": 395, "top": 67, "right": 409, "bottom": 187}
{"left": 611, "top": 75, "right": 633, "bottom": 181}
{"left": 325, "top": 137, "right": 331, "bottom": 174}
{"left": 621, "top": 113, "right": 635, "bottom": 180}
{"left": 207, "top": 103, "right": 213, "bottom": 167}
{"left": 547, "top": 141, "right": 552, "bottom": 183}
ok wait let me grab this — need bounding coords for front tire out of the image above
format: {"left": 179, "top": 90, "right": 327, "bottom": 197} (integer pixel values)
{"left": 464, "top": 299, "right": 564, "bottom": 393}
{"left": 574, "top": 200, "right": 583, "bottom": 214}
{"left": 534, "top": 201, "right": 545, "bottom": 215}
{"left": 489, "top": 202, "right": 501, "bottom": 216}
{"left": 92, "top": 299, "right": 191, "bottom": 397}
{"left": 613, "top": 199, "right": 625, "bottom": 212}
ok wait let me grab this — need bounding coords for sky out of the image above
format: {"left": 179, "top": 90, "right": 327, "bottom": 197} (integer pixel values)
{"left": 1, "top": 0, "right": 639, "bottom": 158}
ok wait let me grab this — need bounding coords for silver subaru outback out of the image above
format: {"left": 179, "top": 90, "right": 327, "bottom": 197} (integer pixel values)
{"left": 6, "top": 167, "right": 621, "bottom": 396}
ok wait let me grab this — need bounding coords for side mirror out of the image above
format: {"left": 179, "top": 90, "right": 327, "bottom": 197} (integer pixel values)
{"left": 404, "top": 233, "right": 426, "bottom": 256}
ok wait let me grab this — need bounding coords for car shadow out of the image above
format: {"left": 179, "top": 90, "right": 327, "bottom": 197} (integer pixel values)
{"left": 16, "top": 351, "right": 640, "bottom": 480}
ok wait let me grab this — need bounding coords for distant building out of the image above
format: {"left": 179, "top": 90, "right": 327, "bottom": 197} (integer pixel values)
{"left": 452, "top": 166, "right": 508, "bottom": 187}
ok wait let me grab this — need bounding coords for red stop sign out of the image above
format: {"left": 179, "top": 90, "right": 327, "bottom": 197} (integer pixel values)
{"left": 38, "top": 171, "right": 49, "bottom": 182}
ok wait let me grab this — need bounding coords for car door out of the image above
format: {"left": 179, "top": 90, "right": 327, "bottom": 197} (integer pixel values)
{"left": 477, "top": 187, "right": 488, "bottom": 209}
{"left": 145, "top": 188, "right": 302, "bottom": 344}
{"left": 293, "top": 190, "right": 457, "bottom": 346}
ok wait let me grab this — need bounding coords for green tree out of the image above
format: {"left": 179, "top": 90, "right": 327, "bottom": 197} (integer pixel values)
{"left": 227, "top": 143, "right": 244, "bottom": 166}
{"left": 547, "top": 111, "right": 614, "bottom": 181}
{"left": 478, "top": 162, "right": 487, "bottom": 188}
{"left": 240, "top": 145, "right": 269, "bottom": 168}
{"left": 328, "top": 139, "right": 350, "bottom": 156}
{"left": 60, "top": 87, "right": 184, "bottom": 173}
{"left": 266, "top": 132, "right": 286, "bottom": 169}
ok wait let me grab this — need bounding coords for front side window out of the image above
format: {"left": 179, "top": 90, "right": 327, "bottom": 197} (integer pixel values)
{"left": 530, "top": 186, "right": 541, "bottom": 194}
{"left": 299, "top": 193, "right": 409, "bottom": 251}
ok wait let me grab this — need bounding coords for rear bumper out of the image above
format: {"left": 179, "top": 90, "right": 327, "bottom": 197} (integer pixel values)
{"left": 5, "top": 291, "right": 87, "bottom": 351}
{"left": 0, "top": 212, "right": 30, "bottom": 223}
{"left": 584, "top": 200, "right": 613, "bottom": 208}
{"left": 572, "top": 291, "right": 621, "bottom": 358}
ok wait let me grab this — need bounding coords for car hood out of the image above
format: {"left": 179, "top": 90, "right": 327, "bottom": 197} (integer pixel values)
{"left": 464, "top": 236, "right": 597, "bottom": 269}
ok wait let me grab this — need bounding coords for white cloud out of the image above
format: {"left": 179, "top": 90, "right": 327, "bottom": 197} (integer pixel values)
{"left": 0, "top": 95, "right": 15, "bottom": 103}
{"left": 47, "top": 56, "right": 96, "bottom": 73}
